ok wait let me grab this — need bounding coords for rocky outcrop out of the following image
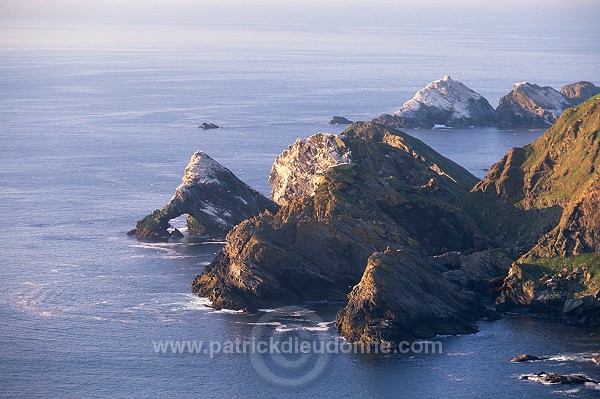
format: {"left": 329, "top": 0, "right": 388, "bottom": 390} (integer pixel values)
{"left": 194, "top": 122, "right": 492, "bottom": 316}
{"left": 373, "top": 75, "right": 496, "bottom": 129}
{"left": 520, "top": 372, "right": 597, "bottom": 385}
{"left": 129, "top": 151, "right": 278, "bottom": 240}
{"left": 333, "top": 249, "right": 484, "bottom": 344}
{"left": 270, "top": 122, "right": 478, "bottom": 205}
{"left": 561, "top": 81, "right": 600, "bottom": 106}
{"left": 495, "top": 82, "right": 572, "bottom": 128}
{"left": 511, "top": 354, "right": 542, "bottom": 362}
{"left": 329, "top": 116, "right": 353, "bottom": 124}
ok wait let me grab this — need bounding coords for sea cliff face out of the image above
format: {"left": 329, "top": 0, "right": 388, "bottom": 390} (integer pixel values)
{"left": 269, "top": 133, "right": 352, "bottom": 206}
{"left": 129, "top": 151, "right": 278, "bottom": 240}
{"left": 481, "top": 95, "right": 600, "bottom": 322}
{"left": 193, "top": 123, "right": 486, "bottom": 305}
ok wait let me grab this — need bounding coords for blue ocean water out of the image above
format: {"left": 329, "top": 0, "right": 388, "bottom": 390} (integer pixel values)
{"left": 0, "top": 19, "right": 599, "bottom": 398}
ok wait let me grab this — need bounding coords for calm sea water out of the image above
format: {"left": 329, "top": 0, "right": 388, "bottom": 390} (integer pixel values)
{"left": 1, "top": 19, "right": 599, "bottom": 398}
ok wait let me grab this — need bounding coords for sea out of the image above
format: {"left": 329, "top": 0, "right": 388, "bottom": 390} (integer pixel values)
{"left": 1, "top": 14, "right": 599, "bottom": 398}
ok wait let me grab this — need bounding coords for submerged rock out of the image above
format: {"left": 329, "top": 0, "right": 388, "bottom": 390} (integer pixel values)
{"left": 329, "top": 116, "right": 353, "bottom": 125}
{"left": 373, "top": 75, "right": 496, "bottom": 129}
{"left": 495, "top": 82, "right": 572, "bottom": 128}
{"left": 129, "top": 151, "right": 278, "bottom": 240}
{"left": 561, "top": 81, "right": 600, "bottom": 106}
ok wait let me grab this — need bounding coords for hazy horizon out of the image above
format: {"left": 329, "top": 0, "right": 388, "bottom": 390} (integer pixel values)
{"left": 1, "top": 0, "right": 599, "bottom": 25}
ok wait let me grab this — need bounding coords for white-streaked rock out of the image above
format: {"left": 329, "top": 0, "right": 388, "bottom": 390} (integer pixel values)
{"left": 495, "top": 82, "right": 572, "bottom": 128}
{"left": 374, "top": 75, "right": 496, "bottom": 128}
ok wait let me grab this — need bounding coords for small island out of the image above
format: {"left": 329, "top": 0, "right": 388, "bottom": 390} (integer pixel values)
{"left": 329, "top": 116, "right": 353, "bottom": 125}
{"left": 198, "top": 122, "right": 220, "bottom": 129}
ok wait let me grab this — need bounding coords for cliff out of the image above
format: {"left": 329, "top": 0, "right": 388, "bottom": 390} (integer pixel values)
{"left": 481, "top": 95, "right": 600, "bottom": 323}
{"left": 129, "top": 151, "right": 278, "bottom": 240}
{"left": 334, "top": 249, "right": 484, "bottom": 344}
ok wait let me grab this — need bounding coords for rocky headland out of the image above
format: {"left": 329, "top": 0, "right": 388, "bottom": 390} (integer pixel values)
{"left": 190, "top": 96, "right": 600, "bottom": 346}
{"left": 131, "top": 83, "right": 600, "bottom": 348}
{"left": 475, "top": 95, "right": 600, "bottom": 323}
{"left": 192, "top": 121, "right": 516, "bottom": 342}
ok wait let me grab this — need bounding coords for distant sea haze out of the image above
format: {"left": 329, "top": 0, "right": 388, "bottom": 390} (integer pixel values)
{"left": 0, "top": 17, "right": 599, "bottom": 399}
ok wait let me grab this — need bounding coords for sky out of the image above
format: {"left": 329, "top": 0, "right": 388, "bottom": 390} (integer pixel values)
{"left": 1, "top": 0, "right": 598, "bottom": 25}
